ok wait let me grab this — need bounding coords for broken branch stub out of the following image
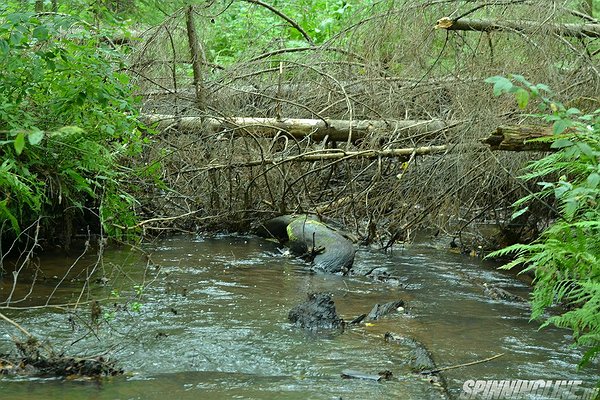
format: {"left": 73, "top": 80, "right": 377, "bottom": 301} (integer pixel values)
{"left": 482, "top": 125, "right": 555, "bottom": 151}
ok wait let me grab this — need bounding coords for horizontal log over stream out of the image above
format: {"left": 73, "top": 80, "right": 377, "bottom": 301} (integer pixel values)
{"left": 141, "top": 114, "right": 449, "bottom": 141}
{"left": 435, "top": 17, "right": 600, "bottom": 38}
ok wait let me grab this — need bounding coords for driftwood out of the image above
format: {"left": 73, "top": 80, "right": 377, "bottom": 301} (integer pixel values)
{"left": 142, "top": 114, "right": 448, "bottom": 142}
{"left": 435, "top": 17, "right": 600, "bottom": 38}
{"left": 482, "top": 125, "right": 555, "bottom": 151}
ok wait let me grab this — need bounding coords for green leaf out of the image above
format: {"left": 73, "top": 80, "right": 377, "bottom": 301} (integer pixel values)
{"left": 28, "top": 129, "right": 44, "bottom": 145}
{"left": 14, "top": 132, "right": 25, "bottom": 155}
{"left": 510, "top": 74, "right": 527, "bottom": 84}
{"left": 535, "top": 83, "right": 551, "bottom": 92}
{"left": 9, "top": 30, "right": 24, "bottom": 46}
{"left": 0, "top": 39, "right": 8, "bottom": 56}
{"left": 552, "top": 119, "right": 572, "bottom": 135}
{"left": 485, "top": 76, "right": 513, "bottom": 96}
{"left": 515, "top": 88, "right": 530, "bottom": 109}
{"left": 550, "top": 138, "right": 574, "bottom": 149}
{"left": 32, "top": 25, "right": 49, "bottom": 41}
{"left": 576, "top": 142, "right": 594, "bottom": 158}
{"left": 511, "top": 206, "right": 529, "bottom": 220}
{"left": 586, "top": 173, "right": 600, "bottom": 188}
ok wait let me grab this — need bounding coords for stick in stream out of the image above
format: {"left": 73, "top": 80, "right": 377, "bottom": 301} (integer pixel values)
{"left": 421, "top": 353, "right": 505, "bottom": 375}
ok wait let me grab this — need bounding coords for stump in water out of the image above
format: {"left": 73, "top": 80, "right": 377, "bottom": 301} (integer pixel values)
{"left": 366, "top": 300, "right": 405, "bottom": 321}
{"left": 288, "top": 292, "right": 345, "bottom": 331}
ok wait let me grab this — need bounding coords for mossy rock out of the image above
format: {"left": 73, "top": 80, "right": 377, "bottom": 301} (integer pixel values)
{"left": 287, "top": 217, "right": 355, "bottom": 274}
{"left": 257, "top": 215, "right": 355, "bottom": 274}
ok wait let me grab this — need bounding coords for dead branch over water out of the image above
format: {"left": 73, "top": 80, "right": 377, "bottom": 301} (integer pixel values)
{"left": 129, "top": 0, "right": 600, "bottom": 246}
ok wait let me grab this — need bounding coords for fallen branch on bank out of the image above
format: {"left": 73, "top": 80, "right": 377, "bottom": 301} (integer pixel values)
{"left": 435, "top": 17, "right": 600, "bottom": 38}
{"left": 142, "top": 114, "right": 449, "bottom": 142}
{"left": 482, "top": 125, "right": 555, "bottom": 151}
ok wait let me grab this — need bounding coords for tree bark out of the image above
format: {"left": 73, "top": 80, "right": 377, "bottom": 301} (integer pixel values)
{"left": 435, "top": 17, "right": 600, "bottom": 38}
{"left": 185, "top": 6, "right": 205, "bottom": 111}
{"left": 142, "top": 114, "right": 448, "bottom": 142}
{"left": 481, "top": 125, "right": 555, "bottom": 151}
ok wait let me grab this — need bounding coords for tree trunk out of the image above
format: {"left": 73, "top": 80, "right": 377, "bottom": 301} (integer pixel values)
{"left": 185, "top": 6, "right": 205, "bottom": 111}
{"left": 35, "top": 0, "right": 44, "bottom": 12}
{"left": 142, "top": 114, "right": 448, "bottom": 142}
{"left": 481, "top": 125, "right": 555, "bottom": 151}
{"left": 435, "top": 17, "right": 600, "bottom": 38}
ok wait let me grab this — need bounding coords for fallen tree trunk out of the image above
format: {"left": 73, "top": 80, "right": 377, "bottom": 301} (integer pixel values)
{"left": 435, "top": 17, "right": 600, "bottom": 38}
{"left": 482, "top": 125, "right": 555, "bottom": 151}
{"left": 142, "top": 114, "right": 448, "bottom": 142}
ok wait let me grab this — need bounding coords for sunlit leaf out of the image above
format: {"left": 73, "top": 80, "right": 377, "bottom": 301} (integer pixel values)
{"left": 28, "top": 129, "right": 44, "bottom": 145}
{"left": 14, "top": 132, "right": 25, "bottom": 155}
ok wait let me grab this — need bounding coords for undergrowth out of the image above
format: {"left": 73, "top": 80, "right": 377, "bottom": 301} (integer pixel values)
{"left": 486, "top": 75, "right": 600, "bottom": 369}
{"left": 0, "top": 11, "right": 145, "bottom": 244}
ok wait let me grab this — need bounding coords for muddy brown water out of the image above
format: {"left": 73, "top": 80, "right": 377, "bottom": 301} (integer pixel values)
{"left": 0, "top": 235, "right": 597, "bottom": 399}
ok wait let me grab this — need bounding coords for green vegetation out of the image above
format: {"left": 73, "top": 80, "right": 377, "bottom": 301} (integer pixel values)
{"left": 0, "top": 11, "right": 143, "bottom": 242}
{"left": 486, "top": 75, "right": 600, "bottom": 367}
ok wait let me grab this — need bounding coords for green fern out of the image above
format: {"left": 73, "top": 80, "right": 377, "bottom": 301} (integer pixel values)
{"left": 485, "top": 75, "right": 600, "bottom": 369}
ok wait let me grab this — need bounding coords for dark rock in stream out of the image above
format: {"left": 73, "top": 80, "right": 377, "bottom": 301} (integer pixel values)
{"left": 288, "top": 293, "right": 345, "bottom": 331}
{"left": 366, "top": 300, "right": 405, "bottom": 321}
{"left": 482, "top": 283, "right": 527, "bottom": 303}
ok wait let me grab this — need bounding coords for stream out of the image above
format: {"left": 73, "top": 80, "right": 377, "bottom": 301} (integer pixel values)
{"left": 0, "top": 235, "right": 597, "bottom": 399}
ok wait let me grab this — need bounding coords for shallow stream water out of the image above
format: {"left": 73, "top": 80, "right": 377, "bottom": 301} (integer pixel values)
{"left": 0, "top": 235, "right": 597, "bottom": 399}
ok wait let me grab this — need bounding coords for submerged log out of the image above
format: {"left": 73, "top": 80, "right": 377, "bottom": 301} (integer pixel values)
{"left": 435, "top": 17, "right": 600, "bottom": 38}
{"left": 482, "top": 125, "right": 555, "bottom": 151}
{"left": 142, "top": 114, "right": 448, "bottom": 142}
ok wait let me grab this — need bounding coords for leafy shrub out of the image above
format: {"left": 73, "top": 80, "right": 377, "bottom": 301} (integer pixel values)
{"left": 486, "top": 75, "right": 600, "bottom": 367}
{"left": 0, "top": 11, "right": 143, "bottom": 242}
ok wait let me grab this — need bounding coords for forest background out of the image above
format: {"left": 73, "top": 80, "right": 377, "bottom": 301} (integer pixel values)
{"left": 0, "top": 0, "right": 599, "bottom": 376}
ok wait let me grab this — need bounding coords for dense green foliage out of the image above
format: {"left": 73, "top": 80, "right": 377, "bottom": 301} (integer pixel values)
{"left": 0, "top": 11, "right": 142, "bottom": 242}
{"left": 486, "top": 75, "right": 600, "bottom": 367}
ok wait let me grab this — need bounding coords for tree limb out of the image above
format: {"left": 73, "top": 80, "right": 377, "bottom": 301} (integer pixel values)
{"left": 436, "top": 17, "right": 600, "bottom": 38}
{"left": 242, "top": 0, "right": 314, "bottom": 45}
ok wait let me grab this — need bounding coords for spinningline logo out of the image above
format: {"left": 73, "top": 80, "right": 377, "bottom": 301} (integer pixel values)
{"left": 459, "top": 379, "right": 599, "bottom": 399}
